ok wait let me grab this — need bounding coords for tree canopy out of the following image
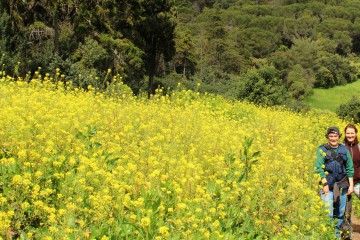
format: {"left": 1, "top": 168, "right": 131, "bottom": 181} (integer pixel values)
{"left": 1, "top": 0, "right": 360, "bottom": 105}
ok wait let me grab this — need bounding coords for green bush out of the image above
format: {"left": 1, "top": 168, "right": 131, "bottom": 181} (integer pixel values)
{"left": 336, "top": 96, "right": 360, "bottom": 123}
{"left": 237, "top": 65, "right": 288, "bottom": 106}
{"left": 314, "top": 66, "right": 335, "bottom": 88}
{"left": 316, "top": 54, "right": 357, "bottom": 87}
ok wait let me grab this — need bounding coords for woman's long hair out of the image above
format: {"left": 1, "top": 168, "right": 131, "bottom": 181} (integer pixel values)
{"left": 344, "top": 123, "right": 359, "bottom": 145}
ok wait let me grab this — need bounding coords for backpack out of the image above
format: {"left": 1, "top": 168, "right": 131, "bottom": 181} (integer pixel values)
{"left": 320, "top": 143, "right": 348, "bottom": 190}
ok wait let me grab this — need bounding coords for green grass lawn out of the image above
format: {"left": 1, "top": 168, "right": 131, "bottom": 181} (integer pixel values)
{"left": 304, "top": 80, "right": 360, "bottom": 112}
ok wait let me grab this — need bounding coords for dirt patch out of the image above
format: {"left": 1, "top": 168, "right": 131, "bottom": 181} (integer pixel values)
{"left": 352, "top": 214, "right": 360, "bottom": 240}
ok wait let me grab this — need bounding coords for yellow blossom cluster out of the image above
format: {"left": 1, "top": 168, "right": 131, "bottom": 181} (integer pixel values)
{"left": 0, "top": 74, "right": 347, "bottom": 239}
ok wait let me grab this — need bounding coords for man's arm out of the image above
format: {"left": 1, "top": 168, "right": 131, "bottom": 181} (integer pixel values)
{"left": 314, "top": 147, "right": 326, "bottom": 180}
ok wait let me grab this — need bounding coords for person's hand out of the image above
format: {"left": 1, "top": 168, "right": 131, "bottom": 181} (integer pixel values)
{"left": 323, "top": 185, "right": 330, "bottom": 195}
{"left": 348, "top": 185, "right": 354, "bottom": 195}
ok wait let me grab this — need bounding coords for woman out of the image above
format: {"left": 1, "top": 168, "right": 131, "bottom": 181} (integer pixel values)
{"left": 344, "top": 124, "right": 360, "bottom": 197}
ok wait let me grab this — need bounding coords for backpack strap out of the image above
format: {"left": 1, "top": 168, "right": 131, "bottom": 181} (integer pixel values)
{"left": 323, "top": 143, "right": 337, "bottom": 158}
{"left": 323, "top": 143, "right": 345, "bottom": 165}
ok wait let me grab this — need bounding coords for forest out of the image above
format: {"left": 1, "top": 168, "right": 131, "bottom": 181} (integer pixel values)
{"left": 1, "top": 0, "right": 360, "bottom": 108}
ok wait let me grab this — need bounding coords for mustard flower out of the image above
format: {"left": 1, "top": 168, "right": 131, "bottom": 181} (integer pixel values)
{"left": 141, "top": 217, "right": 151, "bottom": 228}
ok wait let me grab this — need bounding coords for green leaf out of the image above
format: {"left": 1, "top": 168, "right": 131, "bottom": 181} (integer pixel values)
{"left": 152, "top": 198, "right": 161, "bottom": 212}
{"left": 252, "top": 151, "right": 260, "bottom": 158}
{"left": 92, "top": 142, "right": 102, "bottom": 148}
{"left": 76, "top": 131, "right": 86, "bottom": 140}
{"left": 250, "top": 159, "right": 258, "bottom": 164}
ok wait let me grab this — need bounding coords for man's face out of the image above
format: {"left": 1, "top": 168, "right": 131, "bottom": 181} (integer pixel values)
{"left": 327, "top": 133, "right": 340, "bottom": 147}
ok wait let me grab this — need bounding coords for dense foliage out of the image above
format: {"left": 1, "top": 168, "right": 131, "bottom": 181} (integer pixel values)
{"left": 0, "top": 0, "right": 176, "bottom": 97}
{"left": 179, "top": 0, "right": 360, "bottom": 104}
{"left": 1, "top": 0, "right": 360, "bottom": 104}
{"left": 0, "top": 72, "right": 350, "bottom": 239}
{"left": 336, "top": 96, "right": 360, "bottom": 123}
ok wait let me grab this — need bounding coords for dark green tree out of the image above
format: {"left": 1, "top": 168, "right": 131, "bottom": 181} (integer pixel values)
{"left": 235, "top": 27, "right": 280, "bottom": 58}
{"left": 238, "top": 65, "right": 288, "bottom": 106}
{"left": 0, "top": 0, "right": 54, "bottom": 74}
{"left": 286, "top": 64, "right": 312, "bottom": 100}
{"left": 173, "top": 29, "right": 196, "bottom": 78}
{"left": 286, "top": 38, "right": 323, "bottom": 84}
{"left": 314, "top": 66, "right": 335, "bottom": 88}
{"left": 70, "top": 0, "right": 146, "bottom": 92}
{"left": 131, "top": 0, "right": 177, "bottom": 98}
{"left": 316, "top": 54, "right": 357, "bottom": 86}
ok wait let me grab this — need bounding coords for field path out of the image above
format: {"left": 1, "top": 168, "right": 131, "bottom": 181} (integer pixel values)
{"left": 353, "top": 214, "right": 360, "bottom": 240}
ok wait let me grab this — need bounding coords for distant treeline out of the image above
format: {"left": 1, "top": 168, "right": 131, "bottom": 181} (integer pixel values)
{"left": 1, "top": 0, "right": 360, "bottom": 105}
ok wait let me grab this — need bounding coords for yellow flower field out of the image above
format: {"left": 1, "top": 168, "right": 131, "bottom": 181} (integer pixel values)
{"left": 0, "top": 73, "right": 351, "bottom": 239}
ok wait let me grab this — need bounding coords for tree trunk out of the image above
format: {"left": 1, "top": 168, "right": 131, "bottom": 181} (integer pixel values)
{"left": 147, "top": 43, "right": 158, "bottom": 99}
{"left": 53, "top": 6, "right": 59, "bottom": 54}
{"left": 183, "top": 58, "right": 186, "bottom": 78}
{"left": 148, "top": 71, "right": 154, "bottom": 99}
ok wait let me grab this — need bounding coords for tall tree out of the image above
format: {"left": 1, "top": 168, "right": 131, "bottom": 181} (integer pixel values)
{"left": 70, "top": 0, "right": 146, "bottom": 92}
{"left": 131, "top": 0, "right": 177, "bottom": 98}
{"left": 173, "top": 29, "right": 196, "bottom": 78}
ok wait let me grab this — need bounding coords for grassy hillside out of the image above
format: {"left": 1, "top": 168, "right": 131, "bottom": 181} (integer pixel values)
{"left": 304, "top": 80, "right": 360, "bottom": 112}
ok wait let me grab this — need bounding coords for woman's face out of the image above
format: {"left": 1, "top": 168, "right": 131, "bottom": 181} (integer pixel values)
{"left": 345, "top": 127, "right": 357, "bottom": 144}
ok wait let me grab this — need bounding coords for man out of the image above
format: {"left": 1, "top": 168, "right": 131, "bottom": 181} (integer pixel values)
{"left": 314, "top": 126, "right": 354, "bottom": 238}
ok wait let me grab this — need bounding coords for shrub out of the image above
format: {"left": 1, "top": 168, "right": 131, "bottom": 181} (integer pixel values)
{"left": 237, "top": 65, "right": 288, "bottom": 106}
{"left": 336, "top": 96, "right": 360, "bottom": 123}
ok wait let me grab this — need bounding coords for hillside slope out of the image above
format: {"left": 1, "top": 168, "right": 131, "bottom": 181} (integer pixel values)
{"left": 304, "top": 80, "right": 360, "bottom": 112}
